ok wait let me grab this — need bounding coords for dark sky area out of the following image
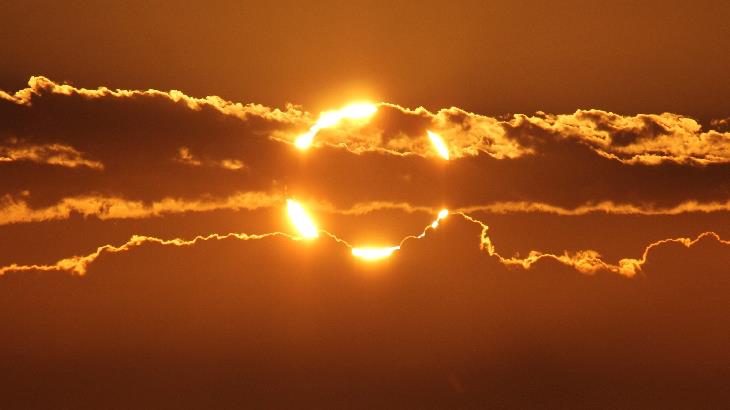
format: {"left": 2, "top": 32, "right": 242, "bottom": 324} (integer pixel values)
{"left": 2, "top": 1, "right": 730, "bottom": 120}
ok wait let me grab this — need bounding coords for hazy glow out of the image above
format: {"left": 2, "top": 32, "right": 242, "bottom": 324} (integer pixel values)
{"left": 295, "top": 102, "right": 378, "bottom": 149}
{"left": 286, "top": 199, "right": 319, "bottom": 239}
{"left": 427, "top": 131, "right": 450, "bottom": 160}
{"left": 352, "top": 246, "right": 400, "bottom": 260}
{"left": 431, "top": 209, "right": 449, "bottom": 228}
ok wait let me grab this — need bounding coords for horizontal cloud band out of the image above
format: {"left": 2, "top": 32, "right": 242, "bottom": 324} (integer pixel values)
{"left": 2, "top": 76, "right": 730, "bottom": 165}
{"left": 4, "top": 192, "right": 730, "bottom": 227}
{"left": 1, "top": 210, "right": 726, "bottom": 278}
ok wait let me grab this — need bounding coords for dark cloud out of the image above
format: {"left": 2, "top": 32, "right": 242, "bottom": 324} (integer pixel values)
{"left": 2, "top": 78, "right": 730, "bottom": 215}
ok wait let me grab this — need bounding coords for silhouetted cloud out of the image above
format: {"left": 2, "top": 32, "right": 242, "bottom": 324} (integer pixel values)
{"left": 2, "top": 77, "right": 730, "bottom": 215}
{"left": 4, "top": 77, "right": 730, "bottom": 165}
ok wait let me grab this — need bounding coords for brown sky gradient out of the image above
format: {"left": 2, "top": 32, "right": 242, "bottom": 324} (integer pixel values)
{"left": 2, "top": 1, "right": 730, "bottom": 120}
{"left": 1, "top": 2, "right": 730, "bottom": 408}
{"left": 2, "top": 217, "right": 729, "bottom": 407}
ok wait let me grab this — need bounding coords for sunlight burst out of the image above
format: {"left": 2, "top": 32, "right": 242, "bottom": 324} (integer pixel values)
{"left": 295, "top": 102, "right": 378, "bottom": 149}
{"left": 286, "top": 199, "right": 319, "bottom": 239}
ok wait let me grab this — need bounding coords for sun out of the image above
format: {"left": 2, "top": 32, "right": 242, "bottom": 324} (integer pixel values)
{"left": 287, "top": 103, "right": 452, "bottom": 261}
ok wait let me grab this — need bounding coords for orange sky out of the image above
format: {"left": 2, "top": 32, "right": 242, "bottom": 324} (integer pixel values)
{"left": 1, "top": 2, "right": 730, "bottom": 408}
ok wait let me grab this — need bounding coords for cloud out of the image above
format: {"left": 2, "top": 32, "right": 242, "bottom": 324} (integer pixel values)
{"left": 710, "top": 117, "right": 730, "bottom": 132}
{"left": 6, "top": 190, "right": 730, "bottom": 228}
{"left": 2, "top": 76, "right": 730, "bottom": 214}
{"left": 0, "top": 230, "right": 291, "bottom": 276}
{"left": 457, "top": 199, "right": 730, "bottom": 216}
{"left": 0, "top": 76, "right": 304, "bottom": 123}
{"left": 175, "top": 147, "right": 246, "bottom": 170}
{"left": 320, "top": 198, "right": 730, "bottom": 218}
{"left": 455, "top": 213, "right": 728, "bottom": 276}
{"left": 288, "top": 103, "right": 730, "bottom": 165}
{"left": 2, "top": 209, "right": 726, "bottom": 278}
{"left": 1, "top": 76, "right": 728, "bottom": 294}
{"left": 3, "top": 77, "right": 730, "bottom": 166}
{"left": 0, "top": 138, "right": 103, "bottom": 169}
{"left": 0, "top": 191, "right": 283, "bottom": 226}
{"left": 500, "top": 110, "right": 730, "bottom": 165}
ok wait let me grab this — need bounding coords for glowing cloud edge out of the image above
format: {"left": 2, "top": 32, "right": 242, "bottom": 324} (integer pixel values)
{"left": 295, "top": 102, "right": 378, "bottom": 149}
{"left": 351, "top": 246, "right": 400, "bottom": 260}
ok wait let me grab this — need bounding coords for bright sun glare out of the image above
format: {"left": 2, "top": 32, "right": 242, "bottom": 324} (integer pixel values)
{"left": 295, "top": 102, "right": 378, "bottom": 149}
{"left": 286, "top": 199, "right": 319, "bottom": 239}
{"left": 351, "top": 246, "right": 400, "bottom": 261}
{"left": 427, "top": 130, "right": 450, "bottom": 160}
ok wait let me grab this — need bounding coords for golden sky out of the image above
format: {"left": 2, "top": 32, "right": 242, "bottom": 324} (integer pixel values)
{"left": 1, "top": 1, "right": 730, "bottom": 408}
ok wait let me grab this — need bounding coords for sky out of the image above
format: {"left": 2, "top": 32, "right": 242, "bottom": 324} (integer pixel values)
{"left": 1, "top": 1, "right": 730, "bottom": 408}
